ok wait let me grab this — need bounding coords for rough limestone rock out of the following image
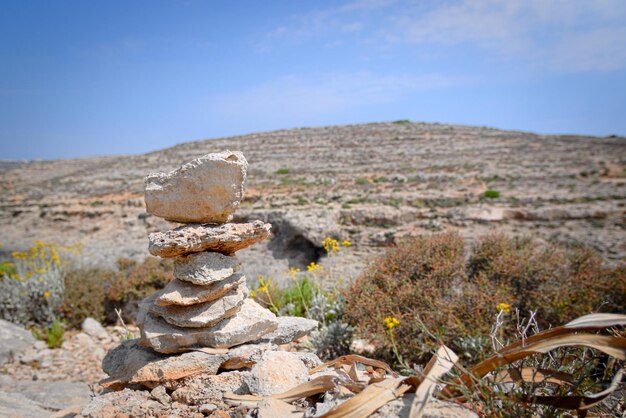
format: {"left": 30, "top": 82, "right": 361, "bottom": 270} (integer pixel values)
{"left": 174, "top": 252, "right": 241, "bottom": 285}
{"left": 101, "top": 339, "right": 225, "bottom": 387}
{"left": 144, "top": 151, "right": 248, "bottom": 224}
{"left": 246, "top": 351, "right": 309, "bottom": 396}
{"left": 140, "top": 299, "right": 278, "bottom": 353}
{"left": 79, "top": 388, "right": 175, "bottom": 418}
{"left": 148, "top": 221, "right": 271, "bottom": 258}
{"left": 170, "top": 371, "right": 250, "bottom": 405}
{"left": 0, "top": 318, "right": 35, "bottom": 365}
{"left": 81, "top": 317, "right": 109, "bottom": 341}
{"left": 148, "top": 285, "right": 249, "bottom": 328}
{"left": 0, "top": 375, "right": 91, "bottom": 412}
{"left": 0, "top": 391, "right": 50, "bottom": 418}
{"left": 156, "top": 273, "right": 246, "bottom": 306}
{"left": 102, "top": 339, "right": 279, "bottom": 389}
{"left": 261, "top": 316, "right": 318, "bottom": 345}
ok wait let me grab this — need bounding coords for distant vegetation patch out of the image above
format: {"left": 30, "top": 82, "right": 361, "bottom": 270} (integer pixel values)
{"left": 483, "top": 189, "right": 501, "bottom": 199}
{"left": 392, "top": 119, "right": 411, "bottom": 124}
{"left": 275, "top": 168, "right": 290, "bottom": 175}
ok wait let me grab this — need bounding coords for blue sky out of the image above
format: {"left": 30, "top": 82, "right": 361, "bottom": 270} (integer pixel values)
{"left": 1, "top": 0, "right": 626, "bottom": 160}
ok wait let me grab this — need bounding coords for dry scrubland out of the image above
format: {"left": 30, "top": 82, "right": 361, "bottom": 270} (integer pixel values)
{"left": 0, "top": 122, "right": 625, "bottom": 416}
{"left": 0, "top": 121, "right": 625, "bottom": 280}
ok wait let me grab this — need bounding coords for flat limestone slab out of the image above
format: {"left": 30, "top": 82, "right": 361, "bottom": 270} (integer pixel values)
{"left": 174, "top": 252, "right": 241, "bottom": 285}
{"left": 260, "top": 316, "right": 318, "bottom": 345}
{"left": 102, "top": 339, "right": 225, "bottom": 385}
{"left": 144, "top": 151, "right": 247, "bottom": 223}
{"left": 156, "top": 273, "right": 246, "bottom": 306}
{"left": 148, "top": 221, "right": 271, "bottom": 258}
{"left": 101, "top": 339, "right": 277, "bottom": 389}
{"left": 139, "top": 299, "right": 278, "bottom": 353}
{"left": 149, "top": 285, "right": 249, "bottom": 328}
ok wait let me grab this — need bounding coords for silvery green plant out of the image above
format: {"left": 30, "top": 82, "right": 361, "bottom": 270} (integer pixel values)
{"left": 308, "top": 292, "right": 353, "bottom": 360}
{"left": 0, "top": 242, "right": 70, "bottom": 326}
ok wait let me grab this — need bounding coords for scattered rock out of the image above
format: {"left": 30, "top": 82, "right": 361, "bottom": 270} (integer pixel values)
{"left": 78, "top": 388, "right": 174, "bottom": 417}
{"left": 291, "top": 351, "right": 323, "bottom": 370}
{"left": 148, "top": 285, "right": 249, "bottom": 328}
{"left": 0, "top": 319, "right": 35, "bottom": 365}
{"left": 261, "top": 316, "right": 318, "bottom": 345}
{"left": 150, "top": 385, "right": 171, "bottom": 405}
{"left": 247, "top": 351, "right": 309, "bottom": 396}
{"left": 51, "top": 405, "right": 84, "bottom": 418}
{"left": 0, "top": 375, "right": 91, "bottom": 414}
{"left": 148, "top": 221, "right": 271, "bottom": 257}
{"left": 81, "top": 318, "right": 109, "bottom": 341}
{"left": 173, "top": 252, "right": 241, "bottom": 286}
{"left": 198, "top": 403, "right": 218, "bottom": 414}
{"left": 144, "top": 151, "right": 247, "bottom": 224}
{"left": 171, "top": 371, "right": 249, "bottom": 405}
{"left": 0, "top": 390, "right": 50, "bottom": 418}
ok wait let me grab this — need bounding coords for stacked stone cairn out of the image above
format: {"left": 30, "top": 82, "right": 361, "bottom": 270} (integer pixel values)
{"left": 96, "top": 151, "right": 319, "bottom": 410}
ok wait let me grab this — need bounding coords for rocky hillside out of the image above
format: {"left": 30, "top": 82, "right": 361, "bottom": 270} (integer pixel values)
{"left": 1, "top": 122, "right": 624, "bottom": 283}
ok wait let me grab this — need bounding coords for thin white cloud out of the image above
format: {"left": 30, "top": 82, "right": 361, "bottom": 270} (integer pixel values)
{"left": 208, "top": 71, "right": 468, "bottom": 121}
{"left": 386, "top": 0, "right": 626, "bottom": 72}
{"left": 263, "top": 0, "right": 626, "bottom": 73}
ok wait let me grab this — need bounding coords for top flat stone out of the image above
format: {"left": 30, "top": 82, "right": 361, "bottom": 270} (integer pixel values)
{"left": 148, "top": 221, "right": 271, "bottom": 258}
{"left": 144, "top": 151, "right": 247, "bottom": 223}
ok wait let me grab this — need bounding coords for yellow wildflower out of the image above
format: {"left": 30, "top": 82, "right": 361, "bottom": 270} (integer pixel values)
{"left": 341, "top": 240, "right": 352, "bottom": 247}
{"left": 496, "top": 302, "right": 511, "bottom": 313}
{"left": 289, "top": 267, "right": 300, "bottom": 280}
{"left": 43, "top": 291, "right": 51, "bottom": 298}
{"left": 322, "top": 237, "right": 339, "bottom": 253}
{"left": 384, "top": 316, "right": 400, "bottom": 331}
{"left": 307, "top": 261, "right": 323, "bottom": 272}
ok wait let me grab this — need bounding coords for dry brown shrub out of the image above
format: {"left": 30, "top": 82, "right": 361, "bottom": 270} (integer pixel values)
{"left": 61, "top": 257, "right": 173, "bottom": 327}
{"left": 104, "top": 256, "right": 173, "bottom": 324}
{"left": 343, "top": 232, "right": 625, "bottom": 366}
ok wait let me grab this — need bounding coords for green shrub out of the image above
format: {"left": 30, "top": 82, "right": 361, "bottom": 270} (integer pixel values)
{"left": 392, "top": 119, "right": 411, "bottom": 124}
{"left": 44, "top": 318, "right": 66, "bottom": 348}
{"left": 483, "top": 189, "right": 500, "bottom": 199}
{"left": 275, "top": 168, "right": 290, "bottom": 175}
{"left": 355, "top": 177, "right": 369, "bottom": 185}
{"left": 343, "top": 232, "right": 625, "bottom": 367}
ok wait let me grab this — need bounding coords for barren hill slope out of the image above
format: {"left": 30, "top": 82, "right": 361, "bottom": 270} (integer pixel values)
{"left": 1, "top": 122, "right": 624, "bottom": 282}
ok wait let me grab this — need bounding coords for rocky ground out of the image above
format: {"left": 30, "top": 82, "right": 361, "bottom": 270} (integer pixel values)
{"left": 1, "top": 122, "right": 624, "bottom": 417}
{"left": 0, "top": 122, "right": 624, "bottom": 287}
{"left": 0, "top": 317, "right": 479, "bottom": 418}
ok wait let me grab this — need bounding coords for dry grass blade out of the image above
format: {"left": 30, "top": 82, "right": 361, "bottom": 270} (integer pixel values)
{"left": 442, "top": 314, "right": 626, "bottom": 405}
{"left": 491, "top": 368, "right": 574, "bottom": 386}
{"left": 520, "top": 334, "right": 626, "bottom": 359}
{"left": 224, "top": 375, "right": 338, "bottom": 407}
{"left": 320, "top": 377, "right": 410, "bottom": 418}
{"left": 448, "top": 333, "right": 626, "bottom": 390}
{"left": 565, "top": 313, "right": 626, "bottom": 329}
{"left": 409, "top": 345, "right": 459, "bottom": 418}
{"left": 524, "top": 369, "right": 624, "bottom": 411}
{"left": 309, "top": 354, "right": 397, "bottom": 377}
